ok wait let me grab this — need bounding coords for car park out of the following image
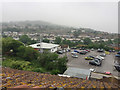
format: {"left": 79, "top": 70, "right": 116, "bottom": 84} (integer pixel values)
{"left": 85, "top": 55, "right": 95, "bottom": 60}
{"left": 89, "top": 59, "right": 101, "bottom": 66}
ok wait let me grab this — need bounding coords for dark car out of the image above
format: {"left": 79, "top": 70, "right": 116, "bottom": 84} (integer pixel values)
{"left": 74, "top": 50, "right": 80, "bottom": 53}
{"left": 57, "top": 50, "right": 63, "bottom": 54}
{"left": 89, "top": 59, "right": 101, "bottom": 66}
{"left": 114, "top": 63, "right": 120, "bottom": 72}
{"left": 117, "top": 51, "right": 120, "bottom": 54}
{"left": 115, "top": 54, "right": 120, "bottom": 57}
{"left": 79, "top": 51, "right": 87, "bottom": 55}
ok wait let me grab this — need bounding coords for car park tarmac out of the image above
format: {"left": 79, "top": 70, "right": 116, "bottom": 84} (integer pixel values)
{"left": 59, "top": 50, "right": 119, "bottom": 77}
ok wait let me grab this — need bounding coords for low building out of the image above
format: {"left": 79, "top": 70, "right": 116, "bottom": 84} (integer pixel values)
{"left": 63, "top": 67, "right": 91, "bottom": 80}
{"left": 29, "top": 42, "right": 59, "bottom": 53}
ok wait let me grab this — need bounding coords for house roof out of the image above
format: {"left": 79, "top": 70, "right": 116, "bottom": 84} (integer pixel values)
{"left": 2, "top": 67, "right": 120, "bottom": 89}
{"left": 29, "top": 42, "right": 59, "bottom": 49}
{"left": 63, "top": 67, "right": 91, "bottom": 79}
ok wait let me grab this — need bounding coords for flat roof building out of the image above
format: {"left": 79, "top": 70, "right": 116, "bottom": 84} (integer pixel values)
{"left": 63, "top": 67, "right": 91, "bottom": 80}
{"left": 29, "top": 42, "right": 59, "bottom": 53}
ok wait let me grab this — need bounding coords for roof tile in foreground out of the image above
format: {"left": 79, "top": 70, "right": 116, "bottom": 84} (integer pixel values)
{"left": 1, "top": 67, "right": 120, "bottom": 89}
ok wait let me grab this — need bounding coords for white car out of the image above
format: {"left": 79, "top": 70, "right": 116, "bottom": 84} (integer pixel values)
{"left": 72, "top": 54, "right": 78, "bottom": 58}
{"left": 71, "top": 52, "right": 77, "bottom": 54}
{"left": 89, "top": 68, "right": 95, "bottom": 72}
{"left": 96, "top": 56, "right": 104, "bottom": 60}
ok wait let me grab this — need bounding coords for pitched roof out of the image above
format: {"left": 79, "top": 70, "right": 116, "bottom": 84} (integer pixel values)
{"left": 2, "top": 67, "right": 120, "bottom": 89}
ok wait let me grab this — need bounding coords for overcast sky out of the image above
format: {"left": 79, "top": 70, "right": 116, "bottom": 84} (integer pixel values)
{"left": 1, "top": 1, "right": 118, "bottom": 33}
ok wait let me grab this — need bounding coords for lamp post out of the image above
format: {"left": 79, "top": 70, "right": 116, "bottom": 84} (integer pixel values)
{"left": 39, "top": 33, "right": 43, "bottom": 53}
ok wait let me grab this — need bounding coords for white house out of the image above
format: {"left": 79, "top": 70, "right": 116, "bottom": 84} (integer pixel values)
{"left": 29, "top": 42, "right": 59, "bottom": 53}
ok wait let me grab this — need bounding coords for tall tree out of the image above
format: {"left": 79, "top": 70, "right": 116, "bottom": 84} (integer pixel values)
{"left": 83, "top": 38, "right": 92, "bottom": 45}
{"left": 2, "top": 37, "right": 23, "bottom": 56}
{"left": 43, "top": 38, "right": 50, "bottom": 43}
{"left": 54, "top": 37, "right": 62, "bottom": 44}
{"left": 73, "top": 31, "right": 80, "bottom": 38}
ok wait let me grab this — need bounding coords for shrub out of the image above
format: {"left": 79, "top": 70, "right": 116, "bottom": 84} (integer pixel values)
{"left": 17, "top": 46, "right": 39, "bottom": 61}
{"left": 51, "top": 69, "right": 60, "bottom": 75}
{"left": 32, "top": 68, "right": 45, "bottom": 73}
{"left": 2, "top": 58, "right": 31, "bottom": 70}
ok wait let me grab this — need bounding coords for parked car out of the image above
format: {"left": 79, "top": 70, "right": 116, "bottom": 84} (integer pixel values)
{"left": 114, "top": 62, "right": 120, "bottom": 72}
{"left": 85, "top": 55, "right": 95, "bottom": 60}
{"left": 67, "top": 49, "right": 71, "bottom": 52}
{"left": 115, "top": 54, "right": 120, "bottom": 57}
{"left": 72, "top": 54, "right": 78, "bottom": 58}
{"left": 94, "top": 58, "right": 102, "bottom": 62}
{"left": 71, "top": 52, "right": 77, "bottom": 55}
{"left": 62, "top": 49, "right": 66, "bottom": 53}
{"left": 100, "top": 53, "right": 106, "bottom": 57}
{"left": 117, "top": 51, "right": 120, "bottom": 54}
{"left": 96, "top": 56, "right": 104, "bottom": 60}
{"left": 74, "top": 50, "right": 80, "bottom": 53}
{"left": 97, "top": 49, "right": 104, "bottom": 52}
{"left": 85, "top": 49, "right": 90, "bottom": 52}
{"left": 109, "top": 50, "right": 112, "bottom": 52}
{"left": 71, "top": 47, "right": 77, "bottom": 49}
{"left": 91, "top": 48, "right": 94, "bottom": 51}
{"left": 79, "top": 51, "right": 87, "bottom": 55}
{"left": 57, "top": 50, "right": 63, "bottom": 54}
{"left": 89, "top": 59, "right": 101, "bottom": 66}
{"left": 79, "top": 48, "right": 85, "bottom": 50}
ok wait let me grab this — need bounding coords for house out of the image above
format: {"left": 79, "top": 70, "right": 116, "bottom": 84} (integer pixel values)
{"left": 61, "top": 45, "right": 70, "bottom": 50}
{"left": 29, "top": 42, "right": 59, "bottom": 53}
{"left": 63, "top": 67, "right": 91, "bottom": 80}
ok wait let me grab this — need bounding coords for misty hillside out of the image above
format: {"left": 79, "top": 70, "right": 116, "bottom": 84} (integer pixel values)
{"left": 2, "top": 20, "right": 74, "bottom": 34}
{"left": 2, "top": 20, "right": 117, "bottom": 38}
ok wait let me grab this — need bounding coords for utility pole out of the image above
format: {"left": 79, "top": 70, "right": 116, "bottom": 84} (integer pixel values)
{"left": 39, "top": 33, "right": 43, "bottom": 53}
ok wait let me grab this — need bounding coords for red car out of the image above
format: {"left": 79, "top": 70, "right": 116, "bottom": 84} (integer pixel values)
{"left": 85, "top": 49, "right": 90, "bottom": 52}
